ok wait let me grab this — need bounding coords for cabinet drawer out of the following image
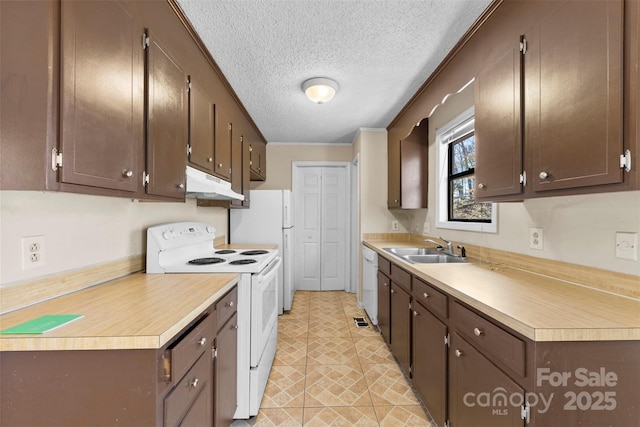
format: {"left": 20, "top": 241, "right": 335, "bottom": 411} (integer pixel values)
{"left": 414, "top": 278, "right": 447, "bottom": 319}
{"left": 215, "top": 286, "right": 238, "bottom": 331}
{"left": 390, "top": 263, "right": 411, "bottom": 292}
{"left": 378, "top": 256, "right": 391, "bottom": 276}
{"left": 166, "top": 314, "right": 214, "bottom": 385}
{"left": 452, "top": 302, "right": 525, "bottom": 377}
{"left": 164, "top": 351, "right": 211, "bottom": 427}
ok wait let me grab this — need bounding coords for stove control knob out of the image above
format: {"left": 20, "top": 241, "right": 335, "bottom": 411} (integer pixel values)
{"left": 206, "top": 226, "right": 214, "bottom": 234}
{"left": 162, "top": 231, "right": 172, "bottom": 240}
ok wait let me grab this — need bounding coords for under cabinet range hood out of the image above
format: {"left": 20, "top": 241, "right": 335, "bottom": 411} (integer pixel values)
{"left": 185, "top": 165, "right": 244, "bottom": 201}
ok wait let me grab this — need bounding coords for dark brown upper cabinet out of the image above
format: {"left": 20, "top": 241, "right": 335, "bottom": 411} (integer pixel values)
{"left": 188, "top": 78, "right": 215, "bottom": 174}
{"left": 229, "top": 123, "right": 244, "bottom": 208}
{"left": 242, "top": 136, "right": 251, "bottom": 207}
{"left": 214, "top": 106, "right": 232, "bottom": 181}
{"left": 59, "top": 0, "right": 143, "bottom": 192}
{"left": 475, "top": 0, "right": 626, "bottom": 201}
{"left": 249, "top": 140, "right": 267, "bottom": 181}
{"left": 388, "top": 118, "right": 428, "bottom": 209}
{"left": 144, "top": 29, "right": 188, "bottom": 199}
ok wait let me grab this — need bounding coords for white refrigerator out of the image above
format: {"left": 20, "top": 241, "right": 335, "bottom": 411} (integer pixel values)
{"left": 230, "top": 190, "right": 295, "bottom": 314}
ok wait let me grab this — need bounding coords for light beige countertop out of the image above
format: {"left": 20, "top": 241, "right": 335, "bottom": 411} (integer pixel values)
{"left": 365, "top": 240, "right": 640, "bottom": 342}
{"left": 0, "top": 272, "right": 239, "bottom": 352}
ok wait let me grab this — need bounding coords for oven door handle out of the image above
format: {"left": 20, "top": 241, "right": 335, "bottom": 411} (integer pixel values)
{"left": 261, "top": 257, "right": 281, "bottom": 281}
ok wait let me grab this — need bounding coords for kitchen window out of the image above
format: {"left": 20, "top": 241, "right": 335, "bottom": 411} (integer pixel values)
{"left": 436, "top": 106, "right": 497, "bottom": 233}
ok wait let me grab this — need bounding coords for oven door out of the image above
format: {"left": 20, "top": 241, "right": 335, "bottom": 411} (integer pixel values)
{"left": 250, "top": 256, "right": 281, "bottom": 367}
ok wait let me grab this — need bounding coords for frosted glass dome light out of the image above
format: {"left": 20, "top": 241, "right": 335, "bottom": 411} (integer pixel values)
{"left": 302, "top": 78, "right": 339, "bottom": 104}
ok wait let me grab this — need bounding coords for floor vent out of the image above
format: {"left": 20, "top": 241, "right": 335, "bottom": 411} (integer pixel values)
{"left": 353, "top": 316, "right": 369, "bottom": 328}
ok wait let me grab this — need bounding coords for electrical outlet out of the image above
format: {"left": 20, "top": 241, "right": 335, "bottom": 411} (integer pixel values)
{"left": 529, "top": 228, "right": 544, "bottom": 250}
{"left": 616, "top": 232, "right": 638, "bottom": 261}
{"left": 22, "top": 235, "right": 46, "bottom": 270}
{"left": 391, "top": 220, "right": 399, "bottom": 231}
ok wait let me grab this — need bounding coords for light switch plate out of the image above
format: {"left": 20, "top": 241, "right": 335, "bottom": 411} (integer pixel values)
{"left": 615, "top": 232, "right": 638, "bottom": 261}
{"left": 529, "top": 227, "right": 544, "bottom": 250}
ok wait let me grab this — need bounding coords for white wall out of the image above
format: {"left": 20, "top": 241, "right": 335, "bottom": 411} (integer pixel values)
{"left": 0, "top": 191, "right": 227, "bottom": 285}
{"left": 404, "top": 84, "right": 640, "bottom": 276}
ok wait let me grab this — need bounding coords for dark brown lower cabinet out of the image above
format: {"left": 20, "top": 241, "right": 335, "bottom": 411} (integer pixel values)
{"left": 214, "top": 312, "right": 238, "bottom": 426}
{"left": 449, "top": 332, "right": 525, "bottom": 427}
{"left": 412, "top": 301, "right": 447, "bottom": 427}
{"left": 377, "top": 270, "right": 391, "bottom": 344}
{"left": 390, "top": 283, "right": 411, "bottom": 375}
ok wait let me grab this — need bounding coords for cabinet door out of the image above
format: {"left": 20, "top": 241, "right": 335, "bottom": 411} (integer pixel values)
{"left": 229, "top": 126, "right": 243, "bottom": 207}
{"left": 387, "top": 138, "right": 401, "bottom": 208}
{"left": 60, "top": 0, "right": 142, "bottom": 192}
{"left": 449, "top": 333, "right": 525, "bottom": 427}
{"left": 390, "top": 283, "right": 411, "bottom": 375}
{"left": 249, "top": 140, "right": 267, "bottom": 180}
{"left": 377, "top": 271, "right": 391, "bottom": 344}
{"left": 412, "top": 302, "right": 447, "bottom": 427}
{"left": 146, "top": 30, "right": 187, "bottom": 198}
{"left": 188, "top": 78, "right": 215, "bottom": 173}
{"left": 214, "top": 313, "right": 238, "bottom": 426}
{"left": 525, "top": 0, "right": 624, "bottom": 192}
{"left": 475, "top": 41, "right": 523, "bottom": 199}
{"left": 214, "top": 106, "right": 232, "bottom": 180}
{"left": 242, "top": 136, "right": 251, "bottom": 207}
{"left": 400, "top": 119, "right": 429, "bottom": 208}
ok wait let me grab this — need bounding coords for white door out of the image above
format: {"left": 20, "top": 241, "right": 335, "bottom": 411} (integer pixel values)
{"left": 293, "top": 163, "right": 349, "bottom": 291}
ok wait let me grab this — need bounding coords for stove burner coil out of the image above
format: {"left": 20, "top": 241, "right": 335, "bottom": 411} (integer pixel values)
{"left": 229, "top": 259, "right": 258, "bottom": 265}
{"left": 240, "top": 250, "right": 269, "bottom": 256}
{"left": 188, "top": 257, "right": 225, "bottom": 265}
{"left": 214, "top": 249, "right": 237, "bottom": 255}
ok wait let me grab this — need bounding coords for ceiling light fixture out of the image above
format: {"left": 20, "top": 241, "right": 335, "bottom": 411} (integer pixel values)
{"left": 302, "top": 77, "right": 339, "bottom": 104}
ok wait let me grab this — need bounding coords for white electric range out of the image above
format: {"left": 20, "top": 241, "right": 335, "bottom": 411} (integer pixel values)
{"left": 146, "top": 222, "right": 280, "bottom": 419}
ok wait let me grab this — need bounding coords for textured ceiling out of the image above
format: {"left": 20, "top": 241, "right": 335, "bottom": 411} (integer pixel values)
{"left": 176, "top": 0, "right": 492, "bottom": 144}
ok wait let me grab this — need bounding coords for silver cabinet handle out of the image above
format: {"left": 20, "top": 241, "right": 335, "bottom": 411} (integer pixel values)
{"left": 423, "top": 292, "right": 429, "bottom": 299}
{"left": 478, "top": 183, "right": 486, "bottom": 189}
{"left": 474, "top": 328, "right": 483, "bottom": 337}
{"left": 198, "top": 337, "right": 207, "bottom": 347}
{"left": 455, "top": 349, "right": 463, "bottom": 357}
{"left": 190, "top": 378, "right": 199, "bottom": 388}
{"left": 122, "top": 170, "right": 133, "bottom": 178}
{"left": 207, "top": 157, "right": 213, "bottom": 162}
{"left": 539, "top": 171, "right": 548, "bottom": 179}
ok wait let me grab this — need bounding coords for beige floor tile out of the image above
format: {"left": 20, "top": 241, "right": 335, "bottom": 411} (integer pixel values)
{"left": 354, "top": 336, "right": 395, "bottom": 364}
{"left": 303, "top": 406, "right": 379, "bottom": 426}
{"left": 261, "top": 365, "right": 306, "bottom": 408}
{"left": 305, "top": 364, "right": 373, "bottom": 407}
{"left": 374, "top": 405, "right": 433, "bottom": 427}
{"left": 307, "top": 337, "right": 359, "bottom": 365}
{"left": 278, "top": 317, "right": 309, "bottom": 338}
{"left": 362, "top": 363, "right": 420, "bottom": 406}
{"left": 236, "top": 408, "right": 304, "bottom": 426}
{"left": 274, "top": 336, "right": 308, "bottom": 366}
{"left": 308, "top": 316, "right": 351, "bottom": 338}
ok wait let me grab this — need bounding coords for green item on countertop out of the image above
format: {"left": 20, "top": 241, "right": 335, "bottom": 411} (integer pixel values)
{"left": 0, "top": 314, "right": 83, "bottom": 334}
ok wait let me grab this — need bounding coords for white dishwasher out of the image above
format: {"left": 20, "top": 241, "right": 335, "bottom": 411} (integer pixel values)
{"left": 361, "top": 246, "right": 378, "bottom": 325}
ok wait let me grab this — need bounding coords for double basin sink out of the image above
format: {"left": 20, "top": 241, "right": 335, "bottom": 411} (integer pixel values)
{"left": 383, "top": 247, "right": 467, "bottom": 264}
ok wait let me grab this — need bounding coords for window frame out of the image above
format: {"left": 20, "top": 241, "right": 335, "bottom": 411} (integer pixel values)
{"left": 435, "top": 106, "right": 498, "bottom": 233}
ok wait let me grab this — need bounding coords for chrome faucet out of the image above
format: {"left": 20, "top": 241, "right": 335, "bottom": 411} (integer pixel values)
{"left": 423, "top": 239, "right": 444, "bottom": 250}
{"left": 439, "top": 236, "right": 454, "bottom": 254}
{"left": 424, "top": 237, "right": 466, "bottom": 258}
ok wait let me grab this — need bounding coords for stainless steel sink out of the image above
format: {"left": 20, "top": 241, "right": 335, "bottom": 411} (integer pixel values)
{"left": 383, "top": 247, "right": 442, "bottom": 256}
{"left": 403, "top": 254, "right": 467, "bottom": 264}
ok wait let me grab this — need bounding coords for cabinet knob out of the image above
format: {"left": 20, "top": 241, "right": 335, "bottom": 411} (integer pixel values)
{"left": 233, "top": 324, "right": 238, "bottom": 329}
{"left": 177, "top": 183, "right": 184, "bottom": 189}
{"left": 198, "top": 337, "right": 207, "bottom": 347}
{"left": 207, "top": 157, "right": 213, "bottom": 163}
{"left": 474, "top": 327, "right": 483, "bottom": 337}
{"left": 455, "top": 349, "right": 463, "bottom": 358}
{"left": 226, "top": 301, "right": 234, "bottom": 308}
{"left": 383, "top": 282, "right": 388, "bottom": 287}
{"left": 413, "top": 310, "right": 418, "bottom": 317}
{"left": 423, "top": 292, "right": 429, "bottom": 299}
{"left": 190, "top": 378, "right": 199, "bottom": 388}
{"left": 539, "top": 171, "right": 548, "bottom": 179}
{"left": 394, "top": 199, "right": 398, "bottom": 203}
{"left": 390, "top": 289, "right": 396, "bottom": 294}
{"left": 218, "top": 163, "right": 223, "bottom": 168}
{"left": 478, "top": 183, "right": 486, "bottom": 189}
{"left": 122, "top": 170, "right": 133, "bottom": 178}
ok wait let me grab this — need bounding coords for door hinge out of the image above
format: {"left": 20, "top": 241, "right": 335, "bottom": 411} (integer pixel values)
{"left": 620, "top": 149, "right": 631, "bottom": 172}
{"left": 520, "top": 37, "right": 527, "bottom": 54}
{"left": 187, "top": 145, "right": 192, "bottom": 156}
{"left": 187, "top": 79, "right": 191, "bottom": 92}
{"left": 228, "top": 123, "right": 232, "bottom": 132}
{"left": 409, "top": 363, "right": 413, "bottom": 377}
{"left": 142, "top": 34, "right": 149, "bottom": 49}
{"left": 444, "top": 333, "right": 450, "bottom": 347}
{"left": 520, "top": 171, "right": 527, "bottom": 186}
{"left": 213, "top": 346, "right": 218, "bottom": 359}
{"left": 51, "top": 148, "right": 63, "bottom": 171}
{"left": 142, "top": 172, "right": 150, "bottom": 186}
{"left": 445, "top": 420, "right": 450, "bottom": 427}
{"left": 521, "top": 402, "right": 531, "bottom": 424}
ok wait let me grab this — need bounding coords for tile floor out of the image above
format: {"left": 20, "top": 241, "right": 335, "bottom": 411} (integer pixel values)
{"left": 233, "top": 291, "right": 435, "bottom": 426}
